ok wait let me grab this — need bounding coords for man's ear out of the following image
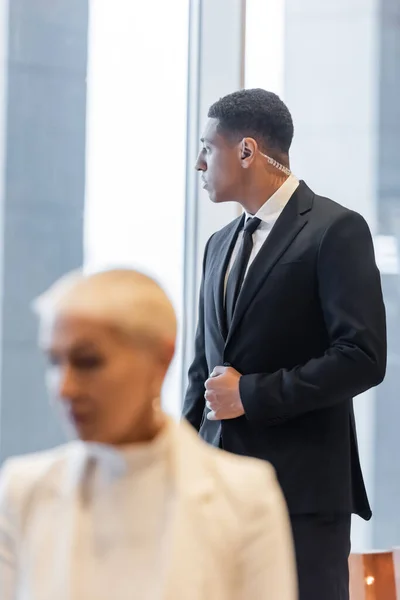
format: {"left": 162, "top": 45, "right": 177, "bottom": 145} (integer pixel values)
{"left": 239, "top": 137, "right": 258, "bottom": 168}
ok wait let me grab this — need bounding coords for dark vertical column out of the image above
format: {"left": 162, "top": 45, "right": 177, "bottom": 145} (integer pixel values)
{"left": 0, "top": 0, "right": 88, "bottom": 459}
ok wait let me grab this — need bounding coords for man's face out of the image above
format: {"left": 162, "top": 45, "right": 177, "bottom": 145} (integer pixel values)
{"left": 43, "top": 314, "right": 163, "bottom": 445}
{"left": 195, "top": 118, "right": 243, "bottom": 204}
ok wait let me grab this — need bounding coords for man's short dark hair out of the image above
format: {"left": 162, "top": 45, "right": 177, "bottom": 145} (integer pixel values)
{"left": 208, "top": 88, "right": 294, "bottom": 156}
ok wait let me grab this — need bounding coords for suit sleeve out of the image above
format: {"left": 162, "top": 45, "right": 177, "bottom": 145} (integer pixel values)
{"left": 239, "top": 464, "right": 297, "bottom": 600}
{"left": 182, "top": 236, "right": 213, "bottom": 430}
{"left": 0, "top": 461, "right": 18, "bottom": 600}
{"left": 240, "top": 210, "right": 387, "bottom": 425}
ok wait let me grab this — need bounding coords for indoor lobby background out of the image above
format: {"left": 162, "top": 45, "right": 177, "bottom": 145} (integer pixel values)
{"left": 0, "top": 0, "right": 399, "bottom": 555}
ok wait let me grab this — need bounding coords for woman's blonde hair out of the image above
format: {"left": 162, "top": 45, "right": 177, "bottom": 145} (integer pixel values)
{"left": 33, "top": 268, "right": 177, "bottom": 348}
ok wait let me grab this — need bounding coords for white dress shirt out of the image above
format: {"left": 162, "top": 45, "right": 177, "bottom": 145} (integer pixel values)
{"left": 225, "top": 174, "right": 300, "bottom": 294}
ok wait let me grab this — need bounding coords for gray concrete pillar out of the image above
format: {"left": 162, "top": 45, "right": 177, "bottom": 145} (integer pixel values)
{"left": 0, "top": 0, "right": 88, "bottom": 459}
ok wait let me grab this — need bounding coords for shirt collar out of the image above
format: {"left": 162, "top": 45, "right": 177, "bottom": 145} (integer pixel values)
{"left": 80, "top": 418, "right": 175, "bottom": 482}
{"left": 245, "top": 174, "right": 300, "bottom": 225}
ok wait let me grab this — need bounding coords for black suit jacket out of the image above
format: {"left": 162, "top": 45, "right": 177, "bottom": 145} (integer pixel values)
{"left": 183, "top": 181, "right": 386, "bottom": 519}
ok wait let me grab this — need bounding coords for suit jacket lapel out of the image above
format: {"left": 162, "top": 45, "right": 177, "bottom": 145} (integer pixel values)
{"left": 212, "top": 214, "right": 244, "bottom": 339}
{"left": 225, "top": 182, "right": 314, "bottom": 347}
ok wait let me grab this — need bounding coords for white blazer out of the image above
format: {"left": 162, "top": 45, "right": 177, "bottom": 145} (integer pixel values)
{"left": 0, "top": 420, "right": 297, "bottom": 600}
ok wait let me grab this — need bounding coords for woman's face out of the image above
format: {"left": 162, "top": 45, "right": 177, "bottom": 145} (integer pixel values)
{"left": 43, "top": 314, "right": 166, "bottom": 444}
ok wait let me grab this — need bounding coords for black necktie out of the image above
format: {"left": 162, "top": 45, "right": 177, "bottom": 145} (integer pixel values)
{"left": 225, "top": 216, "right": 261, "bottom": 327}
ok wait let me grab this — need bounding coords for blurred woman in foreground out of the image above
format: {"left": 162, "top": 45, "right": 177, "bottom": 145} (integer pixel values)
{"left": 0, "top": 268, "right": 297, "bottom": 600}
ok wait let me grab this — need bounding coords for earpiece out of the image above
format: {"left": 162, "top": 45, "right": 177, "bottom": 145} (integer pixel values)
{"left": 241, "top": 141, "right": 251, "bottom": 159}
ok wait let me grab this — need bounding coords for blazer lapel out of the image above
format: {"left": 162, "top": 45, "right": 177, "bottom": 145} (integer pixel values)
{"left": 212, "top": 214, "right": 244, "bottom": 339}
{"left": 225, "top": 182, "right": 314, "bottom": 347}
{"left": 164, "top": 423, "right": 220, "bottom": 600}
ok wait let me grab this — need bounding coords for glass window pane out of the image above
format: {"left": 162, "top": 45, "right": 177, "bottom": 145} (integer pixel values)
{"left": 85, "top": 0, "right": 189, "bottom": 417}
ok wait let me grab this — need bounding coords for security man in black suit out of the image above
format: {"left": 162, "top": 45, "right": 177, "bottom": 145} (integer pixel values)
{"left": 183, "top": 88, "right": 387, "bottom": 600}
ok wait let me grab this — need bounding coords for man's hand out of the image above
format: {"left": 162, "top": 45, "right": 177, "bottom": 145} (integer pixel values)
{"left": 204, "top": 366, "right": 244, "bottom": 421}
